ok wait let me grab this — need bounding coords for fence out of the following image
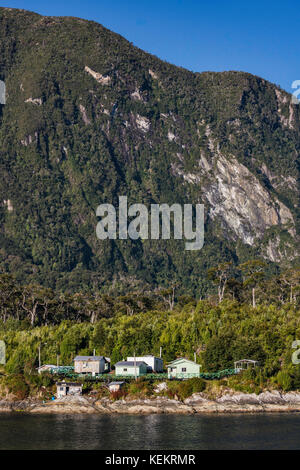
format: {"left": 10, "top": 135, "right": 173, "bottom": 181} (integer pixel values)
{"left": 50, "top": 366, "right": 74, "bottom": 374}
{"left": 48, "top": 368, "right": 237, "bottom": 381}
{"left": 200, "top": 368, "right": 237, "bottom": 379}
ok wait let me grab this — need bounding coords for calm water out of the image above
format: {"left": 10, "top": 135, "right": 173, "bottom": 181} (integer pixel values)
{"left": 0, "top": 413, "right": 300, "bottom": 450}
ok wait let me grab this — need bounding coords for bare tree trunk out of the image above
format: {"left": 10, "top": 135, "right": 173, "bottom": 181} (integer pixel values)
{"left": 169, "top": 286, "right": 175, "bottom": 311}
{"left": 31, "top": 303, "right": 38, "bottom": 325}
{"left": 252, "top": 287, "right": 256, "bottom": 308}
{"left": 218, "top": 285, "right": 222, "bottom": 303}
{"left": 22, "top": 293, "right": 39, "bottom": 326}
{"left": 90, "top": 311, "right": 97, "bottom": 324}
{"left": 218, "top": 277, "right": 227, "bottom": 303}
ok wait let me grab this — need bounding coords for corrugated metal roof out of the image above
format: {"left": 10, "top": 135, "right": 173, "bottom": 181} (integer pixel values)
{"left": 115, "top": 361, "right": 147, "bottom": 367}
{"left": 235, "top": 359, "right": 258, "bottom": 363}
{"left": 127, "top": 355, "right": 162, "bottom": 359}
{"left": 74, "top": 356, "right": 105, "bottom": 361}
{"left": 108, "top": 381, "right": 125, "bottom": 386}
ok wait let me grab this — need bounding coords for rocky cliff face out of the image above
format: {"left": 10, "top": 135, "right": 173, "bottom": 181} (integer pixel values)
{"left": 0, "top": 8, "right": 299, "bottom": 293}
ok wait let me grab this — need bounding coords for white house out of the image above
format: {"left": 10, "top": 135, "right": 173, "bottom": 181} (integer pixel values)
{"left": 126, "top": 355, "right": 163, "bottom": 372}
{"left": 115, "top": 361, "right": 148, "bottom": 376}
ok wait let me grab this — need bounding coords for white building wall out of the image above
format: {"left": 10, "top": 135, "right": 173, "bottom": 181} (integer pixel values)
{"left": 127, "top": 356, "right": 163, "bottom": 372}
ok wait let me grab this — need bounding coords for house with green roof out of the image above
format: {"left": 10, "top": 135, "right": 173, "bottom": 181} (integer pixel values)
{"left": 167, "top": 358, "right": 201, "bottom": 378}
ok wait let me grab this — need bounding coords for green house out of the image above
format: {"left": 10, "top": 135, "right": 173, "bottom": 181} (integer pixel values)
{"left": 115, "top": 360, "right": 148, "bottom": 377}
{"left": 167, "top": 358, "right": 201, "bottom": 378}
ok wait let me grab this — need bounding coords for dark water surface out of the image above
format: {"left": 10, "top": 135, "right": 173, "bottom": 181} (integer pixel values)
{"left": 1, "top": 413, "right": 300, "bottom": 449}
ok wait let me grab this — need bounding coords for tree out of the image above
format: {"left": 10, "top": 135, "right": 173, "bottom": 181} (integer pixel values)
{"left": 0, "top": 274, "right": 18, "bottom": 322}
{"left": 202, "top": 332, "right": 236, "bottom": 371}
{"left": 21, "top": 284, "right": 48, "bottom": 326}
{"left": 239, "top": 260, "right": 266, "bottom": 308}
{"left": 226, "top": 278, "right": 243, "bottom": 301}
{"left": 208, "top": 262, "right": 233, "bottom": 303}
{"left": 280, "top": 269, "right": 300, "bottom": 305}
{"left": 159, "top": 285, "right": 177, "bottom": 311}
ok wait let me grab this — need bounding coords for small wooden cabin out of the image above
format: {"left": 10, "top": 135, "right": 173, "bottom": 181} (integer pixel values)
{"left": 234, "top": 359, "right": 258, "bottom": 373}
{"left": 74, "top": 356, "right": 110, "bottom": 374}
{"left": 108, "top": 381, "right": 125, "bottom": 392}
{"left": 56, "top": 381, "right": 83, "bottom": 398}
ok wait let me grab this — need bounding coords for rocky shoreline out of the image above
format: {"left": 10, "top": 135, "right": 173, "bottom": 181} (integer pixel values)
{"left": 2, "top": 391, "right": 300, "bottom": 414}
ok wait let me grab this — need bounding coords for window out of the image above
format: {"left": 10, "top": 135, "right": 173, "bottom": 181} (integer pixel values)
{"left": 60, "top": 387, "right": 64, "bottom": 391}
{"left": 181, "top": 368, "right": 187, "bottom": 372}
{"left": 123, "top": 368, "right": 127, "bottom": 372}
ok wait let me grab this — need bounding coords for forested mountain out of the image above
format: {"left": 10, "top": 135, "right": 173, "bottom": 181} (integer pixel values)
{"left": 0, "top": 7, "right": 299, "bottom": 294}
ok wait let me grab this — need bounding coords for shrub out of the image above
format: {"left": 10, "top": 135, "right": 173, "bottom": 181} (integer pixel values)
{"left": 188, "top": 377, "right": 206, "bottom": 393}
{"left": 110, "top": 389, "right": 127, "bottom": 401}
{"left": 291, "top": 367, "right": 300, "bottom": 389}
{"left": 177, "top": 381, "right": 194, "bottom": 400}
{"left": 40, "top": 373, "right": 54, "bottom": 388}
{"left": 165, "top": 378, "right": 206, "bottom": 401}
{"left": 165, "top": 389, "right": 175, "bottom": 399}
{"left": 128, "top": 379, "right": 153, "bottom": 397}
{"left": 276, "top": 371, "right": 292, "bottom": 391}
{"left": 6, "top": 374, "right": 29, "bottom": 400}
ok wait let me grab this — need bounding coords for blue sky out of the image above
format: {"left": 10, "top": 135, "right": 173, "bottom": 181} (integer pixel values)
{"left": 2, "top": 0, "right": 300, "bottom": 91}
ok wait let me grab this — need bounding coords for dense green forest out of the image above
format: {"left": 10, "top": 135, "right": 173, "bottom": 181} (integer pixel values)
{"left": 0, "top": 8, "right": 299, "bottom": 295}
{"left": 0, "top": 263, "right": 299, "bottom": 395}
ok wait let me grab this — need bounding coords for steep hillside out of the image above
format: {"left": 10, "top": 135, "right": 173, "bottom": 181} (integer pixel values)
{"left": 0, "top": 7, "right": 299, "bottom": 294}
